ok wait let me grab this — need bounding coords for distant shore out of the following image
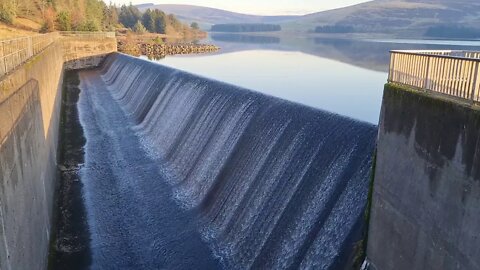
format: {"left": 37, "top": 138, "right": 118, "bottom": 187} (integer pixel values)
{"left": 117, "top": 33, "right": 219, "bottom": 59}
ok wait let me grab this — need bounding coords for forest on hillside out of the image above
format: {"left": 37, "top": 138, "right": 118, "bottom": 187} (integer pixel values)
{"left": 211, "top": 24, "right": 281, "bottom": 33}
{"left": 315, "top": 24, "right": 356, "bottom": 34}
{"left": 0, "top": 0, "right": 198, "bottom": 35}
{"left": 424, "top": 25, "right": 480, "bottom": 39}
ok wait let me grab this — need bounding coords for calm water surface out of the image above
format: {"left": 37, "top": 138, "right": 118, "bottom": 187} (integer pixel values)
{"left": 145, "top": 35, "right": 480, "bottom": 124}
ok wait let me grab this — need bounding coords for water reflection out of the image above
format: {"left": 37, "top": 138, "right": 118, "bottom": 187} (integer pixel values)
{"left": 209, "top": 34, "right": 480, "bottom": 72}
{"left": 310, "top": 37, "right": 480, "bottom": 72}
{"left": 211, "top": 33, "right": 280, "bottom": 44}
{"left": 150, "top": 34, "right": 480, "bottom": 124}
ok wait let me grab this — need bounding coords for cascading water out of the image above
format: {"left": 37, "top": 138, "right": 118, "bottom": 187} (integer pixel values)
{"left": 76, "top": 53, "right": 377, "bottom": 269}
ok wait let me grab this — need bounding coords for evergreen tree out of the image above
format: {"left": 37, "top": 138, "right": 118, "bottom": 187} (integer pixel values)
{"left": 142, "top": 8, "right": 155, "bottom": 32}
{"left": 153, "top": 9, "right": 166, "bottom": 34}
{"left": 119, "top": 4, "right": 141, "bottom": 29}
{"left": 133, "top": 20, "right": 147, "bottom": 34}
{"left": 190, "top": 22, "right": 199, "bottom": 30}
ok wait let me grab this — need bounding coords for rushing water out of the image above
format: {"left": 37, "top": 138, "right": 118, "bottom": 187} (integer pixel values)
{"left": 64, "top": 53, "right": 378, "bottom": 269}
{"left": 148, "top": 35, "right": 480, "bottom": 124}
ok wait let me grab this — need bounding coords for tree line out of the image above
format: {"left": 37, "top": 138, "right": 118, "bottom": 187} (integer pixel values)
{"left": 211, "top": 24, "right": 281, "bottom": 32}
{"left": 211, "top": 33, "right": 280, "bottom": 44}
{"left": 315, "top": 24, "right": 355, "bottom": 34}
{"left": 425, "top": 25, "right": 480, "bottom": 39}
{"left": 123, "top": 7, "right": 187, "bottom": 34}
{"left": 0, "top": 0, "right": 118, "bottom": 32}
{"left": 0, "top": 0, "right": 198, "bottom": 34}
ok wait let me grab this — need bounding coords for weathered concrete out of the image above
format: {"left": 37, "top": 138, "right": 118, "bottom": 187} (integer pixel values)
{"left": 367, "top": 84, "right": 480, "bottom": 270}
{"left": 0, "top": 43, "right": 64, "bottom": 270}
{"left": 0, "top": 34, "right": 117, "bottom": 270}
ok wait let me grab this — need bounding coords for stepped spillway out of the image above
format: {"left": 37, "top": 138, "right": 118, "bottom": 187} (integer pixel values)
{"left": 63, "top": 53, "right": 377, "bottom": 269}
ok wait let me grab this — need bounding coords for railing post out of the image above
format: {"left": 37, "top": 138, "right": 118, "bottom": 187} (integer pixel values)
{"left": 27, "top": 36, "right": 33, "bottom": 58}
{"left": 389, "top": 52, "right": 396, "bottom": 82}
{"left": 470, "top": 61, "right": 479, "bottom": 102}
{"left": 2, "top": 42, "right": 6, "bottom": 77}
{"left": 424, "top": 56, "right": 432, "bottom": 90}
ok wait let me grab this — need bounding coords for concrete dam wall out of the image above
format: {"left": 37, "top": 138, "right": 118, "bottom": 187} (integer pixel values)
{"left": 367, "top": 84, "right": 480, "bottom": 270}
{"left": 64, "top": 53, "right": 378, "bottom": 269}
{"left": 0, "top": 33, "right": 116, "bottom": 270}
{"left": 0, "top": 43, "right": 64, "bottom": 270}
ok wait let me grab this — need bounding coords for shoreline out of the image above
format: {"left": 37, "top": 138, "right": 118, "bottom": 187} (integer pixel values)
{"left": 117, "top": 38, "right": 220, "bottom": 59}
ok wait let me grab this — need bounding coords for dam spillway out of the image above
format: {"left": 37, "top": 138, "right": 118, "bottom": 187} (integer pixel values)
{"left": 3, "top": 34, "right": 480, "bottom": 270}
{"left": 52, "top": 53, "right": 378, "bottom": 269}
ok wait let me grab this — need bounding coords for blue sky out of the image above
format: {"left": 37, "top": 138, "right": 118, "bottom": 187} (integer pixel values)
{"left": 110, "top": 0, "right": 371, "bottom": 15}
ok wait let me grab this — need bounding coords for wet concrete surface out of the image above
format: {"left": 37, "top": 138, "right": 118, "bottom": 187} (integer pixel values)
{"left": 49, "top": 71, "right": 91, "bottom": 270}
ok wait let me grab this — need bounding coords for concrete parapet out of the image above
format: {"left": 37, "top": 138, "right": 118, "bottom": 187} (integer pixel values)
{"left": 367, "top": 84, "right": 480, "bottom": 270}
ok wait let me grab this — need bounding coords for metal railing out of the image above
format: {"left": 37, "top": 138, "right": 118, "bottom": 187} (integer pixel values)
{"left": 0, "top": 32, "right": 59, "bottom": 78}
{"left": 389, "top": 50, "right": 480, "bottom": 102}
{"left": 59, "top": 31, "right": 116, "bottom": 39}
{"left": 0, "top": 32, "right": 116, "bottom": 77}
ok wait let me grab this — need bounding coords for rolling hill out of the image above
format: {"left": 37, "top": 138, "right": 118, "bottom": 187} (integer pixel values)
{"left": 284, "top": 0, "right": 480, "bottom": 36}
{"left": 138, "top": 0, "right": 480, "bottom": 37}
{"left": 136, "top": 4, "right": 299, "bottom": 29}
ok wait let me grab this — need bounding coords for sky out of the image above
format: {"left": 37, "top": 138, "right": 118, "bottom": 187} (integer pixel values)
{"left": 108, "top": 0, "right": 372, "bottom": 15}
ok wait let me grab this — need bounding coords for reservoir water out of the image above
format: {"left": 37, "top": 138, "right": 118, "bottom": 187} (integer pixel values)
{"left": 150, "top": 35, "right": 480, "bottom": 124}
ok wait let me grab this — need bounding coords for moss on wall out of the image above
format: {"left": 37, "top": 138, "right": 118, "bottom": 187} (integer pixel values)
{"left": 382, "top": 83, "right": 480, "bottom": 181}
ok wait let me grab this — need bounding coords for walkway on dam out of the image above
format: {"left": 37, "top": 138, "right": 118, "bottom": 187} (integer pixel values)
{"left": 71, "top": 69, "right": 221, "bottom": 269}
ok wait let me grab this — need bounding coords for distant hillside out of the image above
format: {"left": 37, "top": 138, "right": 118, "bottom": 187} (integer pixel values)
{"left": 136, "top": 4, "right": 298, "bottom": 29}
{"left": 135, "top": 3, "right": 156, "bottom": 10}
{"left": 4, "top": 0, "right": 477, "bottom": 38}
{"left": 137, "top": 1, "right": 480, "bottom": 38}
{"left": 211, "top": 24, "right": 281, "bottom": 33}
{"left": 286, "top": 0, "right": 480, "bottom": 37}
